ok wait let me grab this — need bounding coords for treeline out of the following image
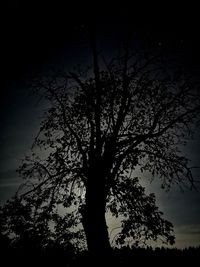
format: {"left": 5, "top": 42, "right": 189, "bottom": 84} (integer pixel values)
{"left": 74, "top": 246, "right": 200, "bottom": 266}
{"left": 1, "top": 240, "right": 199, "bottom": 267}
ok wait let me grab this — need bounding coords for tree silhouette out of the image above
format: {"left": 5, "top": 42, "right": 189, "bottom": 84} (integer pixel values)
{"left": 1, "top": 35, "right": 200, "bottom": 260}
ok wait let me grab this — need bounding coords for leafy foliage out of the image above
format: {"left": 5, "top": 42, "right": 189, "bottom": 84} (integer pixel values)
{"left": 0, "top": 196, "right": 85, "bottom": 251}
{"left": 108, "top": 177, "right": 175, "bottom": 247}
{"left": 1, "top": 45, "right": 200, "bottom": 250}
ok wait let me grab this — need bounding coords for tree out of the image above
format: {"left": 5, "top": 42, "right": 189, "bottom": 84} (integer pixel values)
{"left": 1, "top": 36, "right": 200, "bottom": 259}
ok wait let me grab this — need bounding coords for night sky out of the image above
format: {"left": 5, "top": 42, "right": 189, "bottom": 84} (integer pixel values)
{"left": 1, "top": 2, "right": 200, "bottom": 248}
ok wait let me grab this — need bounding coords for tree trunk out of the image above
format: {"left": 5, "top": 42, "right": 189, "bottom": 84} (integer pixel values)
{"left": 81, "top": 172, "right": 111, "bottom": 260}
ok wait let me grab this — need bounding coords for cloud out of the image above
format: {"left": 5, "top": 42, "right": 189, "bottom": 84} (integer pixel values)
{"left": 176, "top": 224, "right": 200, "bottom": 235}
{"left": 0, "top": 178, "right": 21, "bottom": 204}
{"left": 174, "top": 224, "right": 200, "bottom": 248}
{"left": 0, "top": 180, "right": 21, "bottom": 188}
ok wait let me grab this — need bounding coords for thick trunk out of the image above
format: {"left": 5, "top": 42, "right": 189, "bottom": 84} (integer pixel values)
{"left": 81, "top": 172, "right": 111, "bottom": 258}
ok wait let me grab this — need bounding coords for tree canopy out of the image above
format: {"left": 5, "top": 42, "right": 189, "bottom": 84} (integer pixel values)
{"left": 1, "top": 43, "right": 200, "bottom": 253}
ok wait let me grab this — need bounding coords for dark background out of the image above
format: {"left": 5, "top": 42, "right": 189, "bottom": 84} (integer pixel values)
{"left": 2, "top": 1, "right": 200, "bottom": 90}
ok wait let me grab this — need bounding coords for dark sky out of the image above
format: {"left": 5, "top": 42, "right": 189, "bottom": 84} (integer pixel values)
{"left": 2, "top": 1, "right": 200, "bottom": 85}
{"left": 1, "top": 2, "right": 200, "bottom": 248}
